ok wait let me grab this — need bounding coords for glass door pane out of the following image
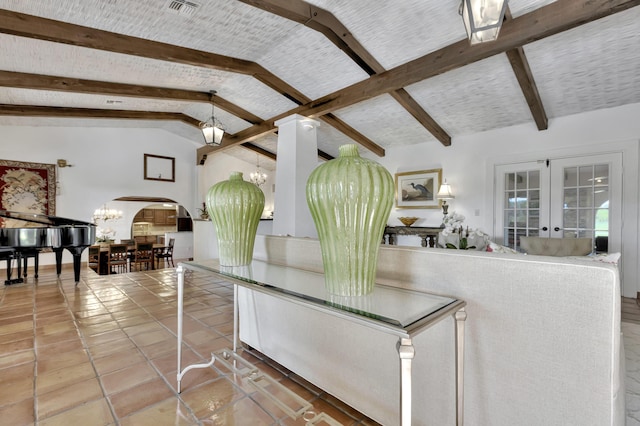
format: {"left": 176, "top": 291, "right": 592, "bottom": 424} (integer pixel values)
{"left": 495, "top": 162, "right": 549, "bottom": 251}
{"left": 550, "top": 153, "right": 621, "bottom": 254}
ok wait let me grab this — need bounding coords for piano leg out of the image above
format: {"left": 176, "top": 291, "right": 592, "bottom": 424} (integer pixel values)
{"left": 3, "top": 252, "right": 24, "bottom": 285}
{"left": 66, "top": 246, "right": 88, "bottom": 284}
{"left": 54, "top": 248, "right": 63, "bottom": 276}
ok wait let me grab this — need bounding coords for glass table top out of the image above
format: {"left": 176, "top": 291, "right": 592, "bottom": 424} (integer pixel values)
{"left": 181, "top": 259, "right": 462, "bottom": 335}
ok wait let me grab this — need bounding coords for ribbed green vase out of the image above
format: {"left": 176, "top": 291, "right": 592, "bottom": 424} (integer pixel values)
{"left": 306, "top": 144, "right": 394, "bottom": 296}
{"left": 206, "top": 171, "right": 265, "bottom": 266}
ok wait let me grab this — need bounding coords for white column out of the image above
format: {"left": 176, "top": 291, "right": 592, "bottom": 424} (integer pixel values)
{"left": 272, "top": 114, "right": 320, "bottom": 238}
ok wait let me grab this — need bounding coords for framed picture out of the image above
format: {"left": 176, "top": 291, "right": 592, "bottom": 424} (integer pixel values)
{"left": 0, "top": 159, "right": 56, "bottom": 220}
{"left": 395, "top": 168, "right": 442, "bottom": 209}
{"left": 144, "top": 154, "right": 175, "bottom": 182}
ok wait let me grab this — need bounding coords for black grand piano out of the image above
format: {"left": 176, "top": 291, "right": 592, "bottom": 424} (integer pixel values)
{"left": 0, "top": 210, "right": 96, "bottom": 285}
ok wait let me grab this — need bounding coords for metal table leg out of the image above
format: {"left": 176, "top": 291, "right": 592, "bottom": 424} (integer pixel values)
{"left": 455, "top": 308, "right": 467, "bottom": 426}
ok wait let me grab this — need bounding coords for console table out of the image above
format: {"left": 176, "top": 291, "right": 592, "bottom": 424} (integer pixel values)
{"left": 176, "top": 259, "right": 467, "bottom": 426}
{"left": 384, "top": 226, "right": 443, "bottom": 247}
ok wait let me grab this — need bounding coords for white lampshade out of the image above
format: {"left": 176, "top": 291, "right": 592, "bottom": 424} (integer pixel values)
{"left": 437, "top": 180, "right": 455, "bottom": 200}
{"left": 460, "top": 0, "right": 508, "bottom": 45}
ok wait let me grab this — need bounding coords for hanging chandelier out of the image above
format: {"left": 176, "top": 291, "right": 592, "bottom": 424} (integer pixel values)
{"left": 200, "top": 90, "right": 225, "bottom": 145}
{"left": 249, "top": 154, "right": 267, "bottom": 187}
{"left": 93, "top": 205, "right": 123, "bottom": 222}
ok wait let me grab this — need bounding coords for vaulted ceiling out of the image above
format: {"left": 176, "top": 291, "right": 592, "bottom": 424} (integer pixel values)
{"left": 0, "top": 0, "right": 639, "bottom": 169}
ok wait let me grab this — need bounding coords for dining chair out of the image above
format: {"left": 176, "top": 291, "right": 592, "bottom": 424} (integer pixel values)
{"left": 131, "top": 242, "right": 154, "bottom": 272}
{"left": 108, "top": 244, "right": 129, "bottom": 274}
{"left": 87, "top": 245, "right": 100, "bottom": 273}
{"left": 155, "top": 238, "right": 175, "bottom": 269}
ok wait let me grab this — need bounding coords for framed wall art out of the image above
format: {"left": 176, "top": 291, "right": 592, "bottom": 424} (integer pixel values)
{"left": 144, "top": 154, "right": 175, "bottom": 182}
{"left": 395, "top": 168, "right": 442, "bottom": 209}
{"left": 0, "top": 159, "right": 56, "bottom": 221}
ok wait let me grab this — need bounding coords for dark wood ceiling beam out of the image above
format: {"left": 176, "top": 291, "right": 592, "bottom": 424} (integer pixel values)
{"left": 504, "top": 9, "right": 548, "bottom": 131}
{"left": 0, "top": 104, "right": 201, "bottom": 126}
{"left": 506, "top": 47, "right": 548, "bottom": 130}
{"left": 0, "top": 9, "right": 308, "bottom": 104}
{"left": 239, "top": 0, "right": 451, "bottom": 146}
{"left": 319, "top": 115, "right": 385, "bottom": 157}
{"left": 0, "top": 9, "right": 385, "bottom": 158}
{"left": 389, "top": 90, "right": 451, "bottom": 146}
{"left": 0, "top": 69, "right": 265, "bottom": 125}
{"left": 199, "top": 0, "right": 638, "bottom": 159}
{"left": 241, "top": 143, "right": 277, "bottom": 161}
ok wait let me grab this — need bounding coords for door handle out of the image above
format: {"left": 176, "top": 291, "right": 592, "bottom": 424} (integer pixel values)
{"left": 541, "top": 227, "right": 548, "bottom": 231}
{"left": 554, "top": 227, "right": 561, "bottom": 232}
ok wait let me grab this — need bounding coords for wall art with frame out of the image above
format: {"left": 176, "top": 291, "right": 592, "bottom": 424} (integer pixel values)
{"left": 0, "top": 159, "right": 56, "bottom": 226}
{"left": 394, "top": 168, "right": 442, "bottom": 209}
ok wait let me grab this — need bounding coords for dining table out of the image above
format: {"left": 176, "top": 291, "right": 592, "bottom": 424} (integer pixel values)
{"left": 98, "top": 243, "right": 167, "bottom": 275}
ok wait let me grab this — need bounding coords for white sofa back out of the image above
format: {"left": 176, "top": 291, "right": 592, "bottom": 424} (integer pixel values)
{"left": 243, "top": 235, "right": 623, "bottom": 426}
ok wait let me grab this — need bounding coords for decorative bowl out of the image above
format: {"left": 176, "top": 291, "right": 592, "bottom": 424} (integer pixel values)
{"left": 398, "top": 217, "right": 419, "bottom": 227}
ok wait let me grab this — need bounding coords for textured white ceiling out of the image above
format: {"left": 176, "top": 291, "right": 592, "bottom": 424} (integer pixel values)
{"left": 0, "top": 0, "right": 638, "bottom": 166}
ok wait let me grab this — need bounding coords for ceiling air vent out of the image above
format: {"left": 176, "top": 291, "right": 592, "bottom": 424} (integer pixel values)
{"left": 165, "top": 0, "right": 200, "bottom": 16}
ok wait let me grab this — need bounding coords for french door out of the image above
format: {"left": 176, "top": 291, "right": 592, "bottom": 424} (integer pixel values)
{"left": 494, "top": 153, "right": 622, "bottom": 254}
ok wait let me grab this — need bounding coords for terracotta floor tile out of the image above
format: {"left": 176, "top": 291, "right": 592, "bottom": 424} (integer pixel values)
{"left": 93, "top": 348, "right": 147, "bottom": 376}
{"left": 34, "top": 328, "right": 81, "bottom": 347}
{"left": 136, "top": 337, "right": 177, "bottom": 359}
{"left": 0, "top": 397, "right": 34, "bottom": 426}
{"left": 109, "top": 377, "right": 174, "bottom": 419}
{"left": 203, "top": 396, "right": 275, "bottom": 425}
{"left": 36, "top": 348, "right": 90, "bottom": 375}
{"left": 0, "top": 376, "right": 33, "bottom": 408}
{"left": 100, "top": 361, "right": 160, "bottom": 395}
{"left": 36, "top": 377, "right": 104, "bottom": 420}
{"left": 180, "top": 377, "right": 245, "bottom": 420}
{"left": 0, "top": 336, "right": 34, "bottom": 354}
{"left": 0, "top": 267, "right": 374, "bottom": 425}
{"left": 36, "top": 361, "right": 96, "bottom": 395}
{"left": 88, "top": 336, "right": 137, "bottom": 359}
{"left": 38, "top": 398, "right": 114, "bottom": 426}
{"left": 0, "top": 348, "right": 35, "bottom": 371}
{"left": 36, "top": 338, "right": 85, "bottom": 358}
{"left": 119, "top": 397, "right": 197, "bottom": 426}
{"left": 83, "top": 328, "right": 130, "bottom": 346}
{"left": 128, "top": 328, "right": 174, "bottom": 347}
{"left": 0, "top": 318, "right": 33, "bottom": 335}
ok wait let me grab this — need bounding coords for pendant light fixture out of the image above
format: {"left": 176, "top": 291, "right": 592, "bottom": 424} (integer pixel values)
{"left": 201, "top": 90, "right": 225, "bottom": 145}
{"left": 459, "top": 0, "right": 508, "bottom": 45}
{"left": 249, "top": 153, "right": 267, "bottom": 187}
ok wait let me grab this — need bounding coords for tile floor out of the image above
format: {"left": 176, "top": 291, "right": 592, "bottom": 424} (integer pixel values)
{"left": 0, "top": 264, "right": 379, "bottom": 425}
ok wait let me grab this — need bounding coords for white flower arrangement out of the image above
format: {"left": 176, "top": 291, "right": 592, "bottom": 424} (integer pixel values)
{"left": 440, "top": 212, "right": 489, "bottom": 250}
{"left": 96, "top": 227, "right": 116, "bottom": 242}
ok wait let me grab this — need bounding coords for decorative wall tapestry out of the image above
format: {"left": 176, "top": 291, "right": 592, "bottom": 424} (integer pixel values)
{"left": 0, "top": 159, "right": 56, "bottom": 226}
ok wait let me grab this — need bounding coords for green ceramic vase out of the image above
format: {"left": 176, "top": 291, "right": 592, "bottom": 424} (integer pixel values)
{"left": 206, "top": 171, "right": 265, "bottom": 266}
{"left": 306, "top": 144, "right": 394, "bottom": 296}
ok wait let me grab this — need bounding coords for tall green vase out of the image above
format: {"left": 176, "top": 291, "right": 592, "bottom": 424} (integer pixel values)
{"left": 306, "top": 144, "right": 394, "bottom": 296}
{"left": 206, "top": 171, "right": 265, "bottom": 266}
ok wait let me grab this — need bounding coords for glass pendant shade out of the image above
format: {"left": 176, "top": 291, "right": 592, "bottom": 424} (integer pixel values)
{"left": 201, "top": 90, "right": 225, "bottom": 145}
{"left": 460, "top": 0, "right": 508, "bottom": 44}
{"left": 201, "top": 123, "right": 224, "bottom": 145}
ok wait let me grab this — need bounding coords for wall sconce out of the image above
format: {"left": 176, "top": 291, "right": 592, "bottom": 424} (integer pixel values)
{"left": 200, "top": 90, "right": 225, "bottom": 145}
{"left": 436, "top": 179, "right": 455, "bottom": 218}
{"left": 459, "top": 0, "right": 508, "bottom": 45}
{"left": 57, "top": 159, "right": 73, "bottom": 168}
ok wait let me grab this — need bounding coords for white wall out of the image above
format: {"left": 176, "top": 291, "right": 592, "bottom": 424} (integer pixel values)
{"left": 0, "top": 124, "right": 199, "bottom": 266}
{"left": 367, "top": 103, "right": 640, "bottom": 297}
{"left": 198, "top": 151, "right": 275, "bottom": 218}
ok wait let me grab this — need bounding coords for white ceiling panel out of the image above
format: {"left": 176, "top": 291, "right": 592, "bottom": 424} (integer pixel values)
{"left": 0, "top": 0, "right": 638, "bottom": 165}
